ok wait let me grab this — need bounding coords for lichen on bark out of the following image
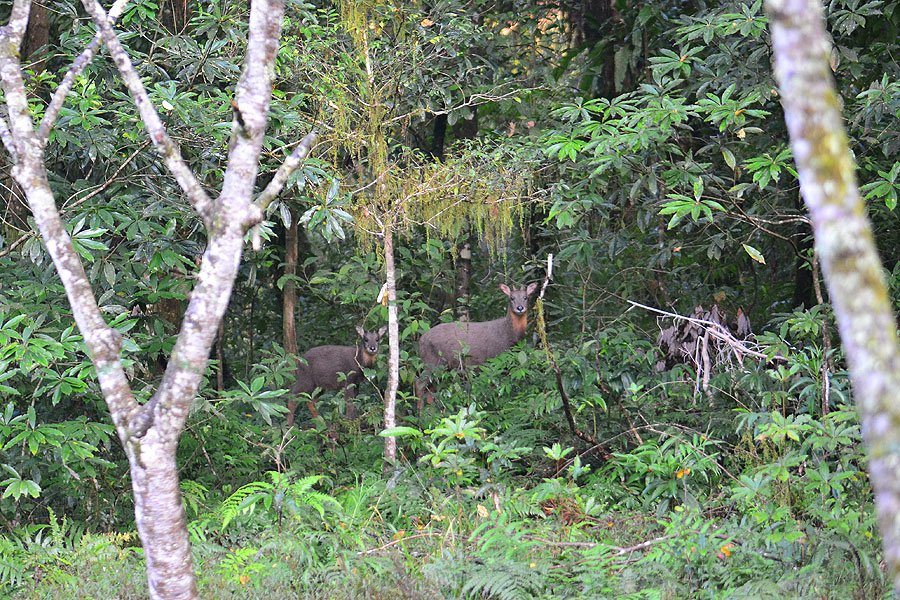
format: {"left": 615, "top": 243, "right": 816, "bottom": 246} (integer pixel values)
{"left": 765, "top": 0, "right": 900, "bottom": 592}
{"left": 0, "top": 0, "right": 310, "bottom": 597}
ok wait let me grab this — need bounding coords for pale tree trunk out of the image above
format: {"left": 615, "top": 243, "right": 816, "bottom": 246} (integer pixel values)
{"left": 382, "top": 217, "right": 399, "bottom": 468}
{"left": 454, "top": 241, "right": 472, "bottom": 321}
{"left": 0, "top": 0, "right": 314, "bottom": 596}
{"left": 765, "top": 0, "right": 900, "bottom": 591}
{"left": 283, "top": 208, "right": 299, "bottom": 425}
{"left": 215, "top": 321, "right": 226, "bottom": 392}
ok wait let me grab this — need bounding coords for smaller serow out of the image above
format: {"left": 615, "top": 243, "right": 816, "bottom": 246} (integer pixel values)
{"left": 416, "top": 283, "right": 538, "bottom": 409}
{"left": 287, "top": 325, "right": 386, "bottom": 424}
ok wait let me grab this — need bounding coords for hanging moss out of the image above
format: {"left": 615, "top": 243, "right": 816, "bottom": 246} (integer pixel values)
{"left": 332, "top": 0, "right": 531, "bottom": 259}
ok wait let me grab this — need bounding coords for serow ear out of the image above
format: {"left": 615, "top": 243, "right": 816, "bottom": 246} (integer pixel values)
{"left": 499, "top": 283, "right": 512, "bottom": 297}
{"left": 526, "top": 282, "right": 538, "bottom": 296}
{"left": 355, "top": 325, "right": 365, "bottom": 338}
{"left": 377, "top": 325, "right": 387, "bottom": 339}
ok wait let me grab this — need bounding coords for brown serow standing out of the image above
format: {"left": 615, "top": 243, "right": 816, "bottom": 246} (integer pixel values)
{"left": 287, "top": 325, "right": 387, "bottom": 424}
{"left": 416, "top": 283, "right": 538, "bottom": 411}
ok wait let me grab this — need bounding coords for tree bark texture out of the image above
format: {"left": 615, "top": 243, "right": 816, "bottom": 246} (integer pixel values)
{"left": 22, "top": 0, "right": 48, "bottom": 70}
{"left": 0, "top": 0, "right": 307, "bottom": 596}
{"left": 160, "top": 0, "right": 192, "bottom": 33}
{"left": 216, "top": 321, "right": 225, "bottom": 392}
{"left": 765, "top": 0, "right": 900, "bottom": 591}
{"left": 284, "top": 208, "right": 299, "bottom": 425}
{"left": 454, "top": 241, "right": 472, "bottom": 321}
{"left": 578, "top": 0, "right": 615, "bottom": 97}
{"left": 382, "top": 218, "right": 399, "bottom": 467}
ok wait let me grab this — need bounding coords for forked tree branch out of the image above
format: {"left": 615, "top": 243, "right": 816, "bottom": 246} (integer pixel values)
{"left": 4, "top": 2, "right": 296, "bottom": 596}
{"left": 255, "top": 131, "right": 318, "bottom": 210}
{"left": 80, "top": 0, "right": 215, "bottom": 229}
{"left": 0, "top": 0, "right": 141, "bottom": 431}
{"left": 131, "top": 0, "right": 291, "bottom": 439}
{"left": 218, "top": 0, "right": 284, "bottom": 218}
{"left": 37, "top": 0, "right": 129, "bottom": 146}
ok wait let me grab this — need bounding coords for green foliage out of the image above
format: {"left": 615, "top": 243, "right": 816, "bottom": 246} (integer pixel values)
{"left": 217, "top": 472, "right": 339, "bottom": 531}
{"left": 2, "top": 0, "right": 898, "bottom": 597}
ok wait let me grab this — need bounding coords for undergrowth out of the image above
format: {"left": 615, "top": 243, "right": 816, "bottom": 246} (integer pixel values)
{"left": 1, "top": 308, "right": 888, "bottom": 599}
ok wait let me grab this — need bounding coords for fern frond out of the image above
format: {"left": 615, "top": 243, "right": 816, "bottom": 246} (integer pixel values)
{"left": 290, "top": 474, "right": 325, "bottom": 496}
{"left": 218, "top": 480, "right": 274, "bottom": 529}
{"left": 460, "top": 559, "right": 545, "bottom": 600}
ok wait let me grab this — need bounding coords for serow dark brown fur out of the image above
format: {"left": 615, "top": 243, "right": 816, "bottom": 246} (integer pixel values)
{"left": 287, "top": 325, "right": 386, "bottom": 424}
{"left": 416, "top": 283, "right": 537, "bottom": 409}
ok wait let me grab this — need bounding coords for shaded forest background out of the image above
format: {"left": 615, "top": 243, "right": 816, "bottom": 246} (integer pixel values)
{"left": 1, "top": 0, "right": 899, "bottom": 597}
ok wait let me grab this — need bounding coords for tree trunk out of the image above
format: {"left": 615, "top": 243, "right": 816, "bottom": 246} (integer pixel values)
{"left": 215, "top": 320, "right": 225, "bottom": 392}
{"left": 283, "top": 208, "right": 299, "bottom": 425}
{"left": 765, "top": 0, "right": 900, "bottom": 591}
{"left": 1, "top": 1, "right": 302, "bottom": 597}
{"left": 792, "top": 202, "right": 815, "bottom": 308}
{"left": 580, "top": 0, "right": 615, "bottom": 97}
{"left": 22, "top": 0, "right": 49, "bottom": 71}
{"left": 431, "top": 113, "right": 447, "bottom": 160}
{"left": 128, "top": 438, "right": 196, "bottom": 598}
{"left": 246, "top": 291, "right": 255, "bottom": 380}
{"left": 454, "top": 241, "right": 472, "bottom": 321}
{"left": 382, "top": 217, "right": 399, "bottom": 468}
{"left": 1, "top": 2, "right": 48, "bottom": 239}
{"left": 160, "top": 0, "right": 192, "bottom": 33}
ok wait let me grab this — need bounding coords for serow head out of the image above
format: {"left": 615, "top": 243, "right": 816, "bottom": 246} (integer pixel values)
{"left": 356, "top": 325, "right": 388, "bottom": 354}
{"left": 499, "top": 282, "right": 538, "bottom": 316}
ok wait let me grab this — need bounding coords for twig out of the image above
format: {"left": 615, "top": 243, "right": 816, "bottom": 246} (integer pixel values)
{"left": 63, "top": 140, "right": 150, "bottom": 210}
{"left": 0, "top": 232, "right": 31, "bottom": 259}
{"left": 37, "top": 0, "right": 129, "bottom": 147}
{"left": 627, "top": 300, "right": 787, "bottom": 363}
{"left": 613, "top": 534, "right": 673, "bottom": 555}
{"left": 80, "top": 0, "right": 214, "bottom": 229}
{"left": 254, "top": 132, "right": 317, "bottom": 209}
{"left": 357, "top": 532, "right": 444, "bottom": 555}
{"left": 535, "top": 255, "right": 611, "bottom": 458}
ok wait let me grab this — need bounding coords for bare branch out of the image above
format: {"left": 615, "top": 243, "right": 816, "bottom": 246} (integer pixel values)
{"left": 218, "top": 0, "right": 283, "bottom": 224}
{"left": 80, "top": 0, "right": 214, "bottom": 228}
{"left": 63, "top": 140, "right": 150, "bottom": 210}
{"left": 0, "top": 0, "right": 31, "bottom": 48}
{"left": 626, "top": 300, "right": 786, "bottom": 363}
{"left": 357, "top": 532, "right": 445, "bottom": 555}
{"left": 131, "top": 0, "right": 287, "bottom": 440}
{"left": 37, "top": 0, "right": 128, "bottom": 146}
{"left": 384, "top": 83, "right": 540, "bottom": 125}
{"left": 534, "top": 256, "right": 610, "bottom": 456}
{"left": 0, "top": 232, "right": 30, "bottom": 259}
{"left": 0, "top": 115, "right": 17, "bottom": 160}
{"left": 0, "top": 24, "right": 140, "bottom": 429}
{"left": 613, "top": 535, "right": 675, "bottom": 556}
{"left": 255, "top": 132, "right": 317, "bottom": 210}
